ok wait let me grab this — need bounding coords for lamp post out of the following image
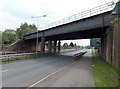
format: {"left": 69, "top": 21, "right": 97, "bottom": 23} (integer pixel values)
{"left": 31, "top": 15, "right": 46, "bottom": 54}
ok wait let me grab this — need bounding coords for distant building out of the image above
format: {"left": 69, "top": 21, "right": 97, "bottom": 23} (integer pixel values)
{"left": 90, "top": 38, "right": 100, "bottom": 48}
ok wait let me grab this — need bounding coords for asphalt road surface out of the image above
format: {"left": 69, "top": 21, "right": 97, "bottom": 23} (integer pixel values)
{"left": 2, "top": 49, "right": 94, "bottom": 87}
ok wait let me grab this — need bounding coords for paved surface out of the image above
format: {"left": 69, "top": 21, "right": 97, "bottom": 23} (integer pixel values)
{"left": 60, "top": 48, "right": 76, "bottom": 53}
{"left": 2, "top": 49, "right": 94, "bottom": 87}
{"left": 32, "top": 49, "right": 94, "bottom": 87}
{"left": 60, "top": 49, "right": 88, "bottom": 56}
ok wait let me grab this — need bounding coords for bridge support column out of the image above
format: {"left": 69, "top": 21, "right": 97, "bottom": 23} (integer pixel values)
{"left": 53, "top": 40, "right": 57, "bottom": 54}
{"left": 48, "top": 40, "right": 52, "bottom": 54}
{"left": 41, "top": 37, "right": 45, "bottom": 54}
{"left": 58, "top": 40, "right": 61, "bottom": 53}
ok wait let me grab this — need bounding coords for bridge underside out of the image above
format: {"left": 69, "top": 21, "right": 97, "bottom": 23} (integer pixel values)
{"left": 45, "top": 27, "right": 108, "bottom": 41}
{"left": 26, "top": 27, "right": 108, "bottom": 42}
{"left": 23, "top": 26, "right": 108, "bottom": 54}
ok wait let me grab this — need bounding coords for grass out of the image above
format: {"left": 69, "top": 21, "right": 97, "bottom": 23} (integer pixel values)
{"left": 92, "top": 60, "right": 119, "bottom": 88}
{"left": 1, "top": 55, "right": 42, "bottom": 63}
{"left": 92, "top": 49, "right": 120, "bottom": 88}
{"left": 92, "top": 49, "right": 99, "bottom": 56}
{"left": 62, "top": 49, "right": 82, "bottom": 53}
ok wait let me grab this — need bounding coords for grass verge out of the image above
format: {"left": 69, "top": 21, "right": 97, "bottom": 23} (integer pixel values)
{"left": 62, "top": 49, "right": 82, "bottom": 53}
{"left": 1, "top": 55, "right": 42, "bottom": 63}
{"left": 92, "top": 59, "right": 119, "bottom": 88}
{"left": 92, "top": 49, "right": 119, "bottom": 88}
{"left": 92, "top": 49, "right": 99, "bottom": 56}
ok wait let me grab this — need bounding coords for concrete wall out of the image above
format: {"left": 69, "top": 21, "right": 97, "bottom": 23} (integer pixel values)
{"left": 2, "top": 39, "right": 37, "bottom": 52}
{"left": 2, "top": 39, "right": 49, "bottom": 52}
{"left": 112, "top": 22, "right": 119, "bottom": 69}
{"left": 101, "top": 22, "right": 119, "bottom": 69}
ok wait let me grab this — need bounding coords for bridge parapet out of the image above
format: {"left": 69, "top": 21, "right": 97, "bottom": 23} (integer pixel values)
{"left": 38, "top": 1, "right": 116, "bottom": 31}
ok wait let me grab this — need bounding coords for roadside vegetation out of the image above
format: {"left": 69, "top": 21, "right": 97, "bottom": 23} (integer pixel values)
{"left": 62, "top": 49, "right": 82, "bottom": 53}
{"left": 1, "top": 22, "right": 37, "bottom": 48}
{"left": 92, "top": 49, "right": 99, "bottom": 56}
{"left": 92, "top": 49, "right": 119, "bottom": 88}
{"left": 1, "top": 55, "right": 42, "bottom": 63}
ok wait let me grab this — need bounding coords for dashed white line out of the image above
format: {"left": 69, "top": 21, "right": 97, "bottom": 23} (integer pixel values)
{"left": 0, "top": 68, "right": 14, "bottom": 73}
{"left": 27, "top": 61, "right": 75, "bottom": 89}
{"left": 0, "top": 70, "right": 8, "bottom": 72}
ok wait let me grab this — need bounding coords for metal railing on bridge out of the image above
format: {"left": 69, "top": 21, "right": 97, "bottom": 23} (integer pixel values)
{"left": 39, "top": 1, "right": 116, "bottom": 30}
{"left": 25, "top": 1, "right": 116, "bottom": 36}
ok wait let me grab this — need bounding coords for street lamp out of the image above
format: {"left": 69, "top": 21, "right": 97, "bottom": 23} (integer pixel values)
{"left": 31, "top": 15, "right": 46, "bottom": 54}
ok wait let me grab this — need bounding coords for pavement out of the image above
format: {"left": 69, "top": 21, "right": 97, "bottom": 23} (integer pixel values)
{"left": 2, "top": 49, "right": 94, "bottom": 87}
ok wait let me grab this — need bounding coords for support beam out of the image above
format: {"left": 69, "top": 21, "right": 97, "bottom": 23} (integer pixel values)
{"left": 58, "top": 40, "right": 61, "bottom": 53}
{"left": 54, "top": 40, "right": 57, "bottom": 54}
{"left": 48, "top": 40, "right": 52, "bottom": 54}
{"left": 41, "top": 37, "right": 45, "bottom": 54}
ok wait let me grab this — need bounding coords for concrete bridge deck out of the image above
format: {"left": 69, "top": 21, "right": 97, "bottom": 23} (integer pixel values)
{"left": 23, "top": 1, "right": 115, "bottom": 41}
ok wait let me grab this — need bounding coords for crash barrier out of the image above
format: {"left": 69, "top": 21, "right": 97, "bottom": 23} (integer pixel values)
{"left": 73, "top": 51, "right": 87, "bottom": 61}
{"left": 0, "top": 52, "right": 41, "bottom": 64}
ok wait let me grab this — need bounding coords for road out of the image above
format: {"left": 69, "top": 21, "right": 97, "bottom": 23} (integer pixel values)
{"left": 60, "top": 48, "right": 76, "bottom": 52}
{"left": 2, "top": 49, "right": 94, "bottom": 87}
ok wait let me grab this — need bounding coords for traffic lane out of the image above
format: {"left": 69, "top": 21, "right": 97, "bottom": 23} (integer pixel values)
{"left": 2, "top": 55, "right": 71, "bottom": 70}
{"left": 2, "top": 55, "right": 58, "bottom": 70}
{"left": 2, "top": 55, "right": 73, "bottom": 87}
{"left": 60, "top": 49, "right": 89, "bottom": 56}
{"left": 31, "top": 51, "right": 94, "bottom": 87}
{"left": 2, "top": 49, "right": 85, "bottom": 87}
{"left": 2, "top": 49, "right": 87, "bottom": 70}
{"left": 60, "top": 48, "right": 76, "bottom": 52}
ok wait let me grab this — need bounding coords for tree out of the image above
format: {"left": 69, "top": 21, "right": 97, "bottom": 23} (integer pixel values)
{"left": 74, "top": 43, "right": 77, "bottom": 47}
{"left": 63, "top": 43, "right": 68, "bottom": 47}
{"left": 2, "top": 29, "right": 18, "bottom": 45}
{"left": 16, "top": 22, "right": 37, "bottom": 39}
{"left": 69, "top": 42, "right": 74, "bottom": 47}
{"left": 85, "top": 45, "right": 90, "bottom": 49}
{"left": 29, "top": 24, "right": 37, "bottom": 31}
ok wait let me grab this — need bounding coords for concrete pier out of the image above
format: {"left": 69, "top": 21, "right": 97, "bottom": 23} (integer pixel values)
{"left": 41, "top": 37, "right": 45, "bottom": 54}
{"left": 58, "top": 40, "right": 61, "bottom": 53}
{"left": 54, "top": 40, "right": 57, "bottom": 54}
{"left": 48, "top": 40, "right": 52, "bottom": 54}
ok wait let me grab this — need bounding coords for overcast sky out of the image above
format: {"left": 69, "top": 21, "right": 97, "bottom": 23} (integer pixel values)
{"left": 0, "top": 0, "right": 114, "bottom": 46}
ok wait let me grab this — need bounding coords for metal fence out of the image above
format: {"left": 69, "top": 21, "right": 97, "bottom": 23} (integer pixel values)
{"left": 0, "top": 52, "right": 40, "bottom": 64}
{"left": 39, "top": 1, "right": 116, "bottom": 30}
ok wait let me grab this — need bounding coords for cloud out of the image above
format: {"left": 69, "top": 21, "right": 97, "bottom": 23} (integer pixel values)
{"left": 0, "top": 0, "right": 113, "bottom": 46}
{"left": 61, "top": 39, "right": 90, "bottom": 46}
{"left": 0, "top": 0, "right": 112, "bottom": 31}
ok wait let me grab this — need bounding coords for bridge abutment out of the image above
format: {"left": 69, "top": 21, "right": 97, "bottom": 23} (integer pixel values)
{"left": 101, "top": 22, "right": 120, "bottom": 69}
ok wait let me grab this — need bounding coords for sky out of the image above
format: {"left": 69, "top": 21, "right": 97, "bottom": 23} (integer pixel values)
{"left": 0, "top": 0, "right": 115, "bottom": 46}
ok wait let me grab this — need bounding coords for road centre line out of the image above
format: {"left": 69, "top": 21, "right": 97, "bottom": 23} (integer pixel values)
{"left": 0, "top": 70, "right": 8, "bottom": 72}
{"left": 27, "top": 60, "right": 76, "bottom": 89}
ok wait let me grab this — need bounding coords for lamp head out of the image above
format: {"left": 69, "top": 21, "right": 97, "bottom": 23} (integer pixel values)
{"left": 43, "top": 15, "right": 46, "bottom": 17}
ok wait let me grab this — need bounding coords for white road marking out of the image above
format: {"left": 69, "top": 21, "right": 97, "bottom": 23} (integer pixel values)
{"left": 0, "top": 68, "right": 14, "bottom": 73}
{"left": 0, "top": 70, "right": 8, "bottom": 72}
{"left": 27, "top": 61, "right": 75, "bottom": 89}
